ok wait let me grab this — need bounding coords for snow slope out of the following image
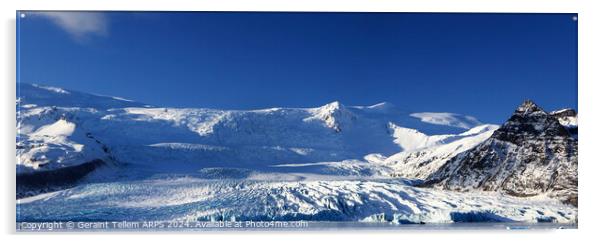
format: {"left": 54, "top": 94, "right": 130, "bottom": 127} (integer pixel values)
{"left": 410, "top": 112, "right": 482, "bottom": 129}
{"left": 385, "top": 124, "right": 500, "bottom": 180}
{"left": 17, "top": 83, "right": 149, "bottom": 109}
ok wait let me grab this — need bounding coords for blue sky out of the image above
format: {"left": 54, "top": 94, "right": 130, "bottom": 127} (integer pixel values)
{"left": 17, "top": 12, "right": 577, "bottom": 123}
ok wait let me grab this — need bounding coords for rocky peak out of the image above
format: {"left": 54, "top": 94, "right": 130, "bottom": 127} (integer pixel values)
{"left": 514, "top": 99, "right": 546, "bottom": 116}
{"left": 493, "top": 100, "right": 570, "bottom": 144}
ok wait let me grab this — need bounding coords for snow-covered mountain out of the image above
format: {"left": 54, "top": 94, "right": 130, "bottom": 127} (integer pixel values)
{"left": 17, "top": 83, "right": 492, "bottom": 176}
{"left": 423, "top": 100, "right": 578, "bottom": 206}
{"left": 16, "top": 83, "right": 578, "bottom": 224}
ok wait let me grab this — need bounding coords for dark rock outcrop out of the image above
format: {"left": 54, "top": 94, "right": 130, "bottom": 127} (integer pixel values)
{"left": 16, "top": 159, "right": 105, "bottom": 199}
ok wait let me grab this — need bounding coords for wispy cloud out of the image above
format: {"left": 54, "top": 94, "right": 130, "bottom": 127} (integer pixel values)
{"left": 32, "top": 12, "right": 109, "bottom": 41}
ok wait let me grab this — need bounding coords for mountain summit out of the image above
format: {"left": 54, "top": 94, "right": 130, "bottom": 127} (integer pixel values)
{"left": 310, "top": 101, "right": 356, "bottom": 132}
{"left": 515, "top": 99, "right": 545, "bottom": 115}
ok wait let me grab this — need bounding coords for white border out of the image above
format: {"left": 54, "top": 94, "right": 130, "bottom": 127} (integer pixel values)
{"left": 2, "top": 0, "right": 601, "bottom": 242}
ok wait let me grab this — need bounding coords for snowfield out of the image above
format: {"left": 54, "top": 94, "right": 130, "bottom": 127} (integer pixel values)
{"left": 16, "top": 83, "right": 578, "bottom": 225}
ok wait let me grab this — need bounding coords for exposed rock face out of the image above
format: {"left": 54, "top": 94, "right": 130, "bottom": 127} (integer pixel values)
{"left": 423, "top": 100, "right": 578, "bottom": 206}
{"left": 551, "top": 108, "right": 578, "bottom": 139}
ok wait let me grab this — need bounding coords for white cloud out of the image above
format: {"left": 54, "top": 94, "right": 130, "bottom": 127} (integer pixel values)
{"left": 33, "top": 12, "right": 108, "bottom": 41}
